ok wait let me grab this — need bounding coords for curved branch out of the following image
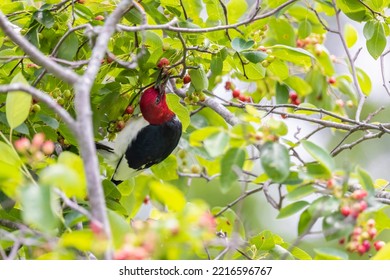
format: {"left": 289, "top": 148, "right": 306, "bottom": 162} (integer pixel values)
{"left": 0, "top": 12, "right": 79, "bottom": 85}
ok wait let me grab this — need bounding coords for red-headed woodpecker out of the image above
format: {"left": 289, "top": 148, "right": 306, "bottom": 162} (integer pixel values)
{"left": 98, "top": 85, "right": 182, "bottom": 183}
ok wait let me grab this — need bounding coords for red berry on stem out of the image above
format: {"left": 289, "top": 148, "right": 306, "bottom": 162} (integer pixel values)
{"left": 126, "top": 105, "right": 134, "bottom": 114}
{"left": 42, "top": 141, "right": 55, "bottom": 155}
{"left": 374, "top": 241, "right": 385, "bottom": 251}
{"left": 341, "top": 206, "right": 351, "bottom": 217}
{"left": 244, "top": 95, "right": 251, "bottom": 103}
{"left": 32, "top": 133, "right": 45, "bottom": 149}
{"left": 94, "top": 15, "right": 105, "bottom": 21}
{"left": 352, "top": 189, "right": 368, "bottom": 200}
{"left": 359, "top": 200, "right": 368, "bottom": 212}
{"left": 367, "top": 219, "right": 375, "bottom": 228}
{"left": 157, "top": 57, "right": 170, "bottom": 68}
{"left": 116, "top": 120, "right": 125, "bottom": 131}
{"left": 183, "top": 74, "right": 191, "bottom": 84}
{"left": 368, "top": 228, "right": 377, "bottom": 239}
{"left": 225, "top": 81, "right": 232, "bottom": 90}
{"left": 292, "top": 98, "right": 301, "bottom": 106}
{"left": 328, "top": 76, "right": 336, "bottom": 84}
{"left": 289, "top": 91, "right": 298, "bottom": 101}
{"left": 232, "top": 89, "right": 241, "bottom": 98}
{"left": 14, "top": 138, "right": 30, "bottom": 153}
{"left": 238, "top": 94, "right": 247, "bottom": 102}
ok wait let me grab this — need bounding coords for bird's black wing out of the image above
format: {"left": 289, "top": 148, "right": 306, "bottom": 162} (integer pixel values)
{"left": 124, "top": 116, "right": 182, "bottom": 170}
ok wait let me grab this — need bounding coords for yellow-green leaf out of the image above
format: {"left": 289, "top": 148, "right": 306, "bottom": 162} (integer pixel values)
{"left": 150, "top": 180, "right": 186, "bottom": 212}
{"left": 344, "top": 23, "right": 358, "bottom": 48}
{"left": 6, "top": 72, "right": 32, "bottom": 129}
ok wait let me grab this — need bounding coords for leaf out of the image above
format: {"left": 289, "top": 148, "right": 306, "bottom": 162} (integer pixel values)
{"left": 231, "top": 38, "right": 254, "bottom": 52}
{"left": 33, "top": 10, "right": 54, "bottom": 28}
{"left": 21, "top": 184, "right": 59, "bottom": 233}
{"left": 271, "top": 45, "right": 314, "bottom": 67}
{"left": 166, "top": 94, "right": 190, "bottom": 132}
{"left": 298, "top": 19, "right": 312, "bottom": 39}
{"left": 241, "top": 50, "right": 268, "bottom": 64}
{"left": 6, "top": 72, "right": 32, "bottom": 129}
{"left": 302, "top": 140, "right": 335, "bottom": 173}
{"left": 189, "top": 126, "right": 221, "bottom": 147}
{"left": 250, "top": 230, "right": 276, "bottom": 250}
{"left": 108, "top": 210, "right": 131, "bottom": 249}
{"left": 335, "top": 0, "right": 371, "bottom": 22}
{"left": 57, "top": 32, "right": 79, "bottom": 61}
{"left": 298, "top": 209, "right": 312, "bottom": 235}
{"left": 277, "top": 201, "right": 309, "bottom": 219}
{"left": 286, "top": 185, "right": 316, "bottom": 201}
{"left": 356, "top": 67, "right": 372, "bottom": 95}
{"left": 357, "top": 166, "right": 375, "bottom": 194}
{"left": 344, "top": 23, "right": 358, "bottom": 48}
{"left": 366, "top": 21, "right": 386, "bottom": 59}
{"left": 269, "top": 18, "right": 296, "bottom": 47}
{"left": 150, "top": 181, "right": 186, "bottom": 212}
{"left": 60, "top": 230, "right": 95, "bottom": 252}
{"left": 275, "top": 83, "right": 289, "bottom": 104}
{"left": 285, "top": 76, "right": 312, "bottom": 96}
{"left": 227, "top": 0, "right": 247, "bottom": 23}
{"left": 151, "top": 154, "right": 178, "bottom": 181}
{"left": 268, "top": 59, "right": 289, "bottom": 80}
{"left": 314, "top": 248, "right": 348, "bottom": 260}
{"left": 261, "top": 142, "right": 290, "bottom": 183}
{"left": 0, "top": 141, "right": 22, "bottom": 167}
{"left": 189, "top": 65, "right": 209, "bottom": 92}
{"left": 203, "top": 131, "right": 229, "bottom": 158}
{"left": 220, "top": 148, "right": 246, "bottom": 192}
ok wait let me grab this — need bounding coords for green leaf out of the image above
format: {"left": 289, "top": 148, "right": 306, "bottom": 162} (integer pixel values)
{"left": 227, "top": 0, "right": 247, "bottom": 23}
{"left": 21, "top": 184, "right": 59, "bottom": 233}
{"left": 6, "top": 72, "right": 32, "bottom": 129}
{"left": 275, "top": 83, "right": 290, "bottom": 104}
{"left": 189, "top": 126, "right": 221, "bottom": 147}
{"left": 231, "top": 38, "right": 254, "bottom": 52}
{"left": 57, "top": 32, "right": 79, "bottom": 61}
{"left": 220, "top": 148, "right": 246, "bottom": 192}
{"left": 357, "top": 166, "right": 375, "bottom": 194}
{"left": 363, "top": 20, "right": 376, "bottom": 40}
{"left": 314, "top": 248, "right": 348, "bottom": 260}
{"left": 261, "top": 142, "right": 290, "bottom": 183}
{"left": 356, "top": 67, "right": 372, "bottom": 95}
{"left": 189, "top": 65, "right": 209, "bottom": 92}
{"left": 366, "top": 21, "right": 387, "bottom": 59}
{"left": 268, "top": 59, "right": 289, "bottom": 80}
{"left": 285, "top": 76, "right": 312, "bottom": 96}
{"left": 166, "top": 94, "right": 190, "bottom": 132}
{"left": 60, "top": 230, "right": 95, "bottom": 252}
{"left": 302, "top": 140, "right": 335, "bottom": 173}
{"left": 151, "top": 154, "right": 178, "bottom": 181}
{"left": 322, "top": 212, "right": 354, "bottom": 241}
{"left": 306, "top": 162, "right": 332, "bottom": 179}
{"left": 277, "top": 201, "right": 309, "bottom": 219}
{"left": 150, "top": 181, "right": 186, "bottom": 212}
{"left": 241, "top": 50, "right": 268, "bottom": 64}
{"left": 298, "top": 209, "right": 313, "bottom": 235}
{"left": 204, "top": 131, "right": 229, "bottom": 158}
{"left": 286, "top": 185, "right": 316, "bottom": 201}
{"left": 271, "top": 45, "right": 314, "bottom": 67}
{"left": 33, "top": 10, "right": 54, "bottom": 28}
{"left": 267, "top": 118, "right": 288, "bottom": 136}
{"left": 0, "top": 141, "right": 22, "bottom": 167}
{"left": 269, "top": 18, "right": 296, "bottom": 47}
{"left": 108, "top": 210, "right": 131, "bottom": 249}
{"left": 335, "top": 0, "right": 371, "bottom": 22}
{"left": 298, "top": 19, "right": 312, "bottom": 39}
{"left": 250, "top": 230, "right": 276, "bottom": 250}
{"left": 344, "top": 23, "right": 358, "bottom": 48}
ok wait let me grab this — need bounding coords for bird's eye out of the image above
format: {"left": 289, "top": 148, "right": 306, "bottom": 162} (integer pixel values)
{"left": 155, "top": 96, "right": 161, "bottom": 104}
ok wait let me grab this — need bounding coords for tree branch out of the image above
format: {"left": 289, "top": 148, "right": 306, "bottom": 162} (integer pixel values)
{"left": 0, "top": 12, "right": 79, "bottom": 85}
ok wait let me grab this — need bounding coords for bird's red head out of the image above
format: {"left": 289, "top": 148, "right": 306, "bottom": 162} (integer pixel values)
{"left": 140, "top": 86, "right": 175, "bottom": 125}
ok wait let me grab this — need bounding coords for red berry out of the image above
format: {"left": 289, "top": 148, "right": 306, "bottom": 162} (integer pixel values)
{"left": 362, "top": 240, "right": 371, "bottom": 251}
{"left": 116, "top": 120, "right": 125, "bottom": 131}
{"left": 367, "top": 219, "right": 375, "bottom": 228}
{"left": 374, "top": 241, "right": 385, "bottom": 251}
{"left": 289, "top": 91, "right": 298, "bottom": 101}
{"left": 353, "top": 227, "right": 362, "bottom": 236}
{"left": 352, "top": 189, "right": 368, "bottom": 200}
{"left": 90, "top": 220, "right": 104, "bottom": 235}
{"left": 225, "top": 81, "right": 232, "bottom": 90}
{"left": 292, "top": 98, "right": 301, "bottom": 106}
{"left": 125, "top": 105, "right": 134, "bottom": 114}
{"left": 296, "top": 39, "right": 304, "bottom": 48}
{"left": 183, "top": 74, "right": 191, "bottom": 84}
{"left": 328, "top": 76, "right": 336, "bottom": 84}
{"left": 238, "top": 93, "right": 247, "bottom": 102}
{"left": 326, "top": 179, "right": 334, "bottom": 189}
{"left": 359, "top": 200, "right": 368, "bottom": 212}
{"left": 32, "top": 133, "right": 45, "bottom": 149}
{"left": 94, "top": 15, "right": 105, "bottom": 21}
{"left": 42, "top": 141, "right": 55, "bottom": 155}
{"left": 157, "top": 57, "right": 170, "bottom": 68}
{"left": 341, "top": 206, "right": 351, "bottom": 217}
{"left": 244, "top": 95, "right": 251, "bottom": 103}
{"left": 106, "top": 55, "right": 115, "bottom": 63}
{"left": 281, "top": 113, "right": 288, "bottom": 119}
{"left": 357, "top": 244, "right": 367, "bottom": 255}
{"left": 14, "top": 138, "right": 30, "bottom": 153}
{"left": 338, "top": 238, "right": 345, "bottom": 245}
{"left": 368, "top": 228, "right": 377, "bottom": 239}
{"left": 143, "top": 196, "right": 150, "bottom": 204}
{"left": 232, "top": 89, "right": 241, "bottom": 98}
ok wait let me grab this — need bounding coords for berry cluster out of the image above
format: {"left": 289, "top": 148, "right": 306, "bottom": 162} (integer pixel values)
{"left": 256, "top": 46, "right": 276, "bottom": 68}
{"left": 50, "top": 88, "right": 72, "bottom": 107}
{"left": 289, "top": 91, "right": 301, "bottom": 106}
{"left": 184, "top": 91, "right": 206, "bottom": 104}
{"left": 340, "top": 189, "right": 368, "bottom": 219}
{"left": 225, "top": 81, "right": 252, "bottom": 102}
{"left": 343, "top": 219, "right": 385, "bottom": 255}
{"left": 252, "top": 25, "right": 268, "bottom": 42}
{"left": 296, "top": 34, "right": 326, "bottom": 55}
{"left": 14, "top": 133, "right": 55, "bottom": 165}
